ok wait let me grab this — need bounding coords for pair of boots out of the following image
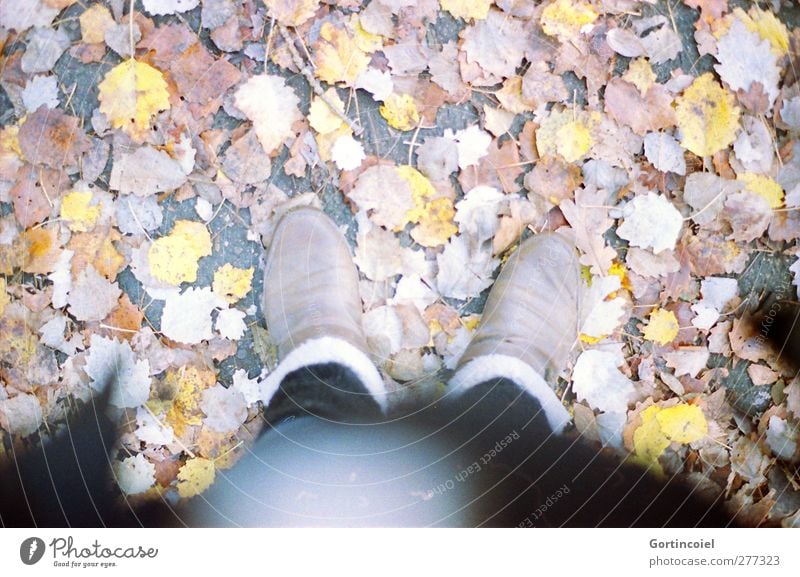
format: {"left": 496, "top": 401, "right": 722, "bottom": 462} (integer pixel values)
{"left": 260, "top": 208, "right": 580, "bottom": 431}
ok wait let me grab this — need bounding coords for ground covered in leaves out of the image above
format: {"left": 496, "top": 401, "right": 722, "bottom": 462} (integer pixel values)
{"left": 1, "top": 0, "right": 800, "bottom": 526}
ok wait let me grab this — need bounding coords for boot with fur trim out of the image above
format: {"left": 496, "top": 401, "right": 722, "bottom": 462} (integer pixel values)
{"left": 259, "top": 207, "right": 388, "bottom": 412}
{"left": 449, "top": 233, "right": 581, "bottom": 433}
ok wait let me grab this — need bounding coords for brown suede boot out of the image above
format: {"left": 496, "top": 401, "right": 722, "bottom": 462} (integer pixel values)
{"left": 449, "top": 233, "right": 581, "bottom": 432}
{"left": 259, "top": 207, "right": 387, "bottom": 411}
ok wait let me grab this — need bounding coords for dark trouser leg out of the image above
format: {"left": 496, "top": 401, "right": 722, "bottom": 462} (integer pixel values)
{"left": 434, "top": 377, "right": 734, "bottom": 527}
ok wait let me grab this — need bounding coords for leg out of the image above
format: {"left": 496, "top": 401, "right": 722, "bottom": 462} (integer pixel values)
{"left": 433, "top": 376, "right": 734, "bottom": 527}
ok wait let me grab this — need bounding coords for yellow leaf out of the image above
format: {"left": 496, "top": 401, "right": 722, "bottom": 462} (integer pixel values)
{"left": 308, "top": 89, "right": 347, "bottom": 135}
{"left": 0, "top": 123, "right": 22, "bottom": 157}
{"left": 21, "top": 227, "right": 62, "bottom": 274}
{"left": 540, "top": 0, "right": 598, "bottom": 41}
{"left": 734, "top": 7, "right": 789, "bottom": 56}
{"left": 265, "top": 0, "right": 319, "bottom": 26}
{"left": 79, "top": 4, "right": 115, "bottom": 44}
{"left": 380, "top": 93, "right": 420, "bottom": 132}
{"left": 536, "top": 108, "right": 596, "bottom": 162}
{"left": 351, "top": 15, "right": 383, "bottom": 53}
{"left": 397, "top": 165, "right": 437, "bottom": 224}
{"left": 607, "top": 261, "right": 631, "bottom": 292}
{"left": 98, "top": 59, "right": 170, "bottom": 142}
{"left": 675, "top": 73, "right": 740, "bottom": 158}
{"left": 737, "top": 173, "right": 784, "bottom": 209}
{"left": 315, "top": 22, "right": 370, "bottom": 86}
{"left": 166, "top": 366, "right": 216, "bottom": 436}
{"left": 623, "top": 58, "right": 656, "bottom": 96}
{"left": 440, "top": 0, "right": 492, "bottom": 21}
{"left": 60, "top": 190, "right": 101, "bottom": 232}
{"left": 556, "top": 119, "right": 592, "bottom": 163}
{"left": 643, "top": 308, "right": 679, "bottom": 345}
{"left": 0, "top": 278, "right": 9, "bottom": 316}
{"left": 148, "top": 220, "right": 212, "bottom": 286}
{"left": 395, "top": 165, "right": 457, "bottom": 247}
{"left": 176, "top": 457, "right": 216, "bottom": 498}
{"left": 656, "top": 404, "right": 708, "bottom": 444}
{"left": 632, "top": 405, "right": 670, "bottom": 473}
{"left": 411, "top": 197, "right": 458, "bottom": 248}
{"left": 212, "top": 264, "right": 254, "bottom": 304}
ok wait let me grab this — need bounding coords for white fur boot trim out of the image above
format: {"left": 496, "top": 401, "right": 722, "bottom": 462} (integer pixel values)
{"left": 259, "top": 337, "right": 388, "bottom": 413}
{"left": 449, "top": 354, "right": 570, "bottom": 433}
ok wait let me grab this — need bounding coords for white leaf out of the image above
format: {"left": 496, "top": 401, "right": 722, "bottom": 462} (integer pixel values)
{"left": 355, "top": 68, "right": 393, "bottom": 102}
{"left": 436, "top": 234, "right": 499, "bottom": 300}
{"left": 454, "top": 186, "right": 505, "bottom": 243}
{"left": 85, "top": 335, "right": 151, "bottom": 408}
{"left": 452, "top": 126, "right": 491, "bottom": 169}
{"left": 48, "top": 249, "right": 73, "bottom": 309}
{"left": 579, "top": 275, "right": 628, "bottom": 339}
{"left": 22, "top": 75, "right": 59, "bottom": 112}
{"left": 791, "top": 256, "right": 800, "bottom": 299}
{"left": 0, "top": 394, "right": 43, "bottom": 436}
{"left": 617, "top": 192, "right": 683, "bottom": 254}
{"left": 109, "top": 146, "right": 188, "bottom": 197}
{"left": 714, "top": 19, "right": 780, "bottom": 108}
{"left": 215, "top": 307, "right": 246, "bottom": 341}
{"left": 114, "top": 454, "right": 156, "bottom": 496}
{"left": 331, "top": 135, "right": 366, "bottom": 171}
{"left": 161, "top": 287, "right": 225, "bottom": 345}
{"left": 766, "top": 416, "right": 798, "bottom": 461}
{"left": 200, "top": 384, "right": 248, "bottom": 433}
{"left": 232, "top": 369, "right": 261, "bottom": 406}
{"left": 644, "top": 132, "right": 686, "bottom": 175}
{"left": 234, "top": 75, "right": 301, "bottom": 155}
{"left": 572, "top": 350, "right": 637, "bottom": 414}
{"left": 67, "top": 264, "right": 121, "bottom": 322}
{"left": 142, "top": 0, "right": 199, "bottom": 16}
{"left": 135, "top": 407, "right": 175, "bottom": 445}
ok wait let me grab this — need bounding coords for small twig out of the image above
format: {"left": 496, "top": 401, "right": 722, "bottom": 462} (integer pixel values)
{"left": 128, "top": 0, "right": 135, "bottom": 58}
{"left": 277, "top": 25, "right": 363, "bottom": 136}
{"left": 38, "top": 167, "right": 54, "bottom": 207}
{"left": 143, "top": 404, "right": 196, "bottom": 459}
{"left": 407, "top": 120, "right": 423, "bottom": 166}
{"left": 264, "top": 17, "right": 276, "bottom": 62}
{"left": 127, "top": 199, "right": 153, "bottom": 242}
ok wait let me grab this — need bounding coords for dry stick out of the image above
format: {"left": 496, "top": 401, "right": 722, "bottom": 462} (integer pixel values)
{"left": 142, "top": 404, "right": 197, "bottom": 459}
{"left": 128, "top": 0, "right": 135, "bottom": 58}
{"left": 277, "top": 25, "right": 363, "bottom": 136}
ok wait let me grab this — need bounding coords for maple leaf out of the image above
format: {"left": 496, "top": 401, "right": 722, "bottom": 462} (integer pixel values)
{"left": 674, "top": 73, "right": 740, "bottom": 157}
{"left": 234, "top": 75, "right": 301, "bottom": 155}
{"left": 98, "top": 59, "right": 171, "bottom": 142}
